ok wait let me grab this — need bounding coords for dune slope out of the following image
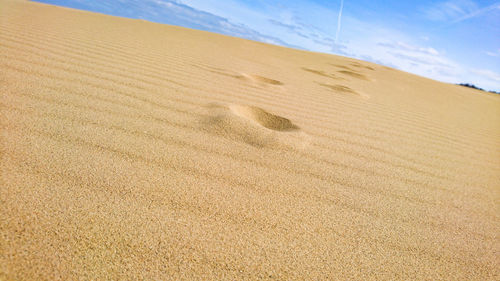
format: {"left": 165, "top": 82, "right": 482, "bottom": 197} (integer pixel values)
{"left": 1, "top": 0, "right": 499, "bottom": 280}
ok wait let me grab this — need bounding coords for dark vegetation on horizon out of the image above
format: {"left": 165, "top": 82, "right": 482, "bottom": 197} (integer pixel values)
{"left": 458, "top": 83, "right": 499, "bottom": 94}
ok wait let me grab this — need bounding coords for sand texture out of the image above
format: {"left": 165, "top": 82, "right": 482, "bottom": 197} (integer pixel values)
{"left": 1, "top": 0, "right": 500, "bottom": 280}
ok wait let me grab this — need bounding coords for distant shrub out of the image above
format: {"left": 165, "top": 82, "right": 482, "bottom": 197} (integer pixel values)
{"left": 458, "top": 83, "right": 484, "bottom": 91}
{"left": 457, "top": 83, "right": 499, "bottom": 94}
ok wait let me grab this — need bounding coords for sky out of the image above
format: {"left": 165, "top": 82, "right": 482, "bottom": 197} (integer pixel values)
{"left": 35, "top": 0, "right": 500, "bottom": 91}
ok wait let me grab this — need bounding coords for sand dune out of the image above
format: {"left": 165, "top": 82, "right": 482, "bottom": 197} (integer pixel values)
{"left": 1, "top": 0, "right": 499, "bottom": 280}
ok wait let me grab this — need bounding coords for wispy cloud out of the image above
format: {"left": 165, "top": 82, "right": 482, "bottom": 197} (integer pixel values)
{"left": 471, "top": 69, "right": 500, "bottom": 82}
{"left": 485, "top": 49, "right": 500, "bottom": 57}
{"left": 180, "top": 0, "right": 344, "bottom": 53}
{"left": 378, "top": 41, "right": 439, "bottom": 55}
{"left": 424, "top": 0, "right": 477, "bottom": 21}
{"left": 424, "top": 0, "right": 500, "bottom": 23}
{"left": 450, "top": 2, "right": 500, "bottom": 23}
{"left": 268, "top": 19, "right": 312, "bottom": 39}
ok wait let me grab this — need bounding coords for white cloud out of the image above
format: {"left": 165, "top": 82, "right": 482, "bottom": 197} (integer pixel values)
{"left": 324, "top": 16, "right": 462, "bottom": 85}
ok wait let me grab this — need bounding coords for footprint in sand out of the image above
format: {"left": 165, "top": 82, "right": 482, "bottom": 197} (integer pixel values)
{"left": 301, "top": 67, "right": 343, "bottom": 80}
{"left": 319, "top": 83, "right": 369, "bottom": 99}
{"left": 229, "top": 104, "right": 298, "bottom": 131}
{"left": 193, "top": 64, "right": 284, "bottom": 87}
{"left": 349, "top": 62, "right": 375, "bottom": 71}
{"left": 200, "top": 103, "right": 308, "bottom": 149}
{"left": 327, "top": 63, "right": 373, "bottom": 81}
{"left": 337, "top": 70, "right": 370, "bottom": 81}
{"left": 241, "top": 74, "right": 284, "bottom": 86}
{"left": 195, "top": 65, "right": 245, "bottom": 79}
{"left": 329, "top": 64, "right": 356, "bottom": 71}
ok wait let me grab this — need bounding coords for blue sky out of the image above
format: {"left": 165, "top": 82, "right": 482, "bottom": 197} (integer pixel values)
{"left": 35, "top": 0, "right": 500, "bottom": 91}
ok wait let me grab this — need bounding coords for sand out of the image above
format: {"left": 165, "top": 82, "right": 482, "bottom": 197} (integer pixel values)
{"left": 1, "top": 0, "right": 499, "bottom": 280}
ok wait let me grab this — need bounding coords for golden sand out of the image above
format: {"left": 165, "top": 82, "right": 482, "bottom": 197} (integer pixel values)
{"left": 1, "top": 0, "right": 499, "bottom": 279}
